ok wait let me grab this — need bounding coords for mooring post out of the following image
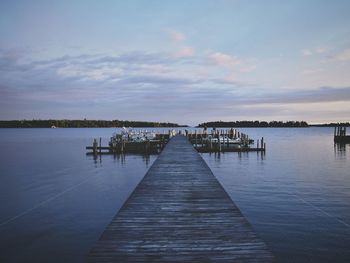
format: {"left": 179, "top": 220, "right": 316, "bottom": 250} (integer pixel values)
{"left": 145, "top": 140, "right": 150, "bottom": 153}
{"left": 93, "top": 138, "right": 98, "bottom": 155}
{"left": 227, "top": 132, "right": 230, "bottom": 149}
{"left": 99, "top": 137, "right": 102, "bottom": 154}
{"left": 261, "top": 137, "right": 264, "bottom": 150}
{"left": 113, "top": 138, "right": 117, "bottom": 153}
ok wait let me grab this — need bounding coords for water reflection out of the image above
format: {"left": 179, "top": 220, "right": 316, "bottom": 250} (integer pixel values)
{"left": 334, "top": 143, "right": 347, "bottom": 159}
{"left": 93, "top": 153, "right": 102, "bottom": 167}
{"left": 257, "top": 150, "right": 266, "bottom": 161}
{"left": 206, "top": 151, "right": 266, "bottom": 163}
{"left": 91, "top": 153, "right": 153, "bottom": 168}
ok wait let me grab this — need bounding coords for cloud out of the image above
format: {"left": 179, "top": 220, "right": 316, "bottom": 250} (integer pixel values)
{"left": 166, "top": 29, "right": 185, "bottom": 43}
{"left": 302, "top": 49, "right": 313, "bottom": 56}
{"left": 56, "top": 64, "right": 123, "bottom": 81}
{"left": 315, "top": 47, "right": 327, "bottom": 53}
{"left": 89, "top": 52, "right": 174, "bottom": 65}
{"left": 175, "top": 46, "right": 195, "bottom": 58}
{"left": 302, "top": 68, "right": 324, "bottom": 75}
{"left": 302, "top": 47, "right": 327, "bottom": 56}
{"left": 335, "top": 48, "right": 350, "bottom": 61}
{"left": 164, "top": 29, "right": 195, "bottom": 58}
{"left": 240, "top": 64, "right": 257, "bottom": 73}
{"left": 243, "top": 86, "right": 350, "bottom": 105}
{"left": 209, "top": 52, "right": 241, "bottom": 67}
{"left": 1, "top": 48, "right": 349, "bottom": 123}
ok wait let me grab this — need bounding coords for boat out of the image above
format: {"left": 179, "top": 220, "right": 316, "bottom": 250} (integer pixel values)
{"left": 113, "top": 127, "right": 157, "bottom": 142}
{"left": 208, "top": 135, "right": 241, "bottom": 144}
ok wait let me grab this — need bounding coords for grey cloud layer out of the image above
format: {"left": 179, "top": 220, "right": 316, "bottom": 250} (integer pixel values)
{"left": 1, "top": 50, "right": 349, "bottom": 121}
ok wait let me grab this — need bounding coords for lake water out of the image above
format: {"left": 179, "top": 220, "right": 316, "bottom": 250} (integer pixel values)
{"left": 0, "top": 127, "right": 349, "bottom": 262}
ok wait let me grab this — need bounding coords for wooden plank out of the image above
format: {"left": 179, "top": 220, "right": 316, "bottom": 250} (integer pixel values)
{"left": 88, "top": 135, "right": 275, "bottom": 262}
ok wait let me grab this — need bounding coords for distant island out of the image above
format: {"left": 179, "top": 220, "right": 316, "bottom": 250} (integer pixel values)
{"left": 197, "top": 121, "right": 350, "bottom": 128}
{"left": 198, "top": 120, "right": 309, "bottom": 128}
{"left": 0, "top": 119, "right": 186, "bottom": 128}
{"left": 309, "top": 122, "right": 350, "bottom": 127}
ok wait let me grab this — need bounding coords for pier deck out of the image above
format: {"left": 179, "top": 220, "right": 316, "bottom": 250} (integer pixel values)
{"left": 88, "top": 135, "right": 275, "bottom": 262}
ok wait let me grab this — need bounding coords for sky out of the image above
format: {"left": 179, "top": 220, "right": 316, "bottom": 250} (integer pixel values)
{"left": 0, "top": 0, "right": 350, "bottom": 125}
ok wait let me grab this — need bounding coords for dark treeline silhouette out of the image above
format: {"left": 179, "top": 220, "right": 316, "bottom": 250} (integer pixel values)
{"left": 197, "top": 120, "right": 309, "bottom": 128}
{"left": 310, "top": 122, "right": 350, "bottom": 127}
{"left": 0, "top": 119, "right": 185, "bottom": 128}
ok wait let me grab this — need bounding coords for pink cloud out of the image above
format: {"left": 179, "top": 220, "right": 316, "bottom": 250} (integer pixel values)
{"left": 335, "top": 48, "right": 350, "bottom": 61}
{"left": 175, "top": 46, "right": 195, "bottom": 58}
{"left": 166, "top": 29, "right": 185, "bottom": 43}
{"left": 209, "top": 52, "right": 241, "bottom": 67}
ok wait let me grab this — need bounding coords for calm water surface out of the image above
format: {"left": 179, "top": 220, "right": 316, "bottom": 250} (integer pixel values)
{"left": 202, "top": 127, "right": 350, "bottom": 262}
{"left": 0, "top": 127, "right": 349, "bottom": 262}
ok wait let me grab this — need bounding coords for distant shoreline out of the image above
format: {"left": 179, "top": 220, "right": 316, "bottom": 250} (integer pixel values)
{"left": 0, "top": 120, "right": 187, "bottom": 128}
{"left": 0, "top": 119, "right": 349, "bottom": 128}
{"left": 197, "top": 121, "right": 350, "bottom": 128}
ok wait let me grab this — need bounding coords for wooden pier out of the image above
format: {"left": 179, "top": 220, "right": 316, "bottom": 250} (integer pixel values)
{"left": 86, "top": 134, "right": 170, "bottom": 155}
{"left": 88, "top": 135, "right": 274, "bottom": 262}
{"left": 334, "top": 126, "right": 350, "bottom": 143}
{"left": 186, "top": 128, "right": 266, "bottom": 153}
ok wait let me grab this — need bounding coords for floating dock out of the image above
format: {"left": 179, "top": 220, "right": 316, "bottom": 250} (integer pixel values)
{"left": 86, "top": 128, "right": 266, "bottom": 155}
{"left": 88, "top": 135, "right": 275, "bottom": 262}
{"left": 186, "top": 129, "right": 266, "bottom": 153}
{"left": 86, "top": 134, "right": 170, "bottom": 155}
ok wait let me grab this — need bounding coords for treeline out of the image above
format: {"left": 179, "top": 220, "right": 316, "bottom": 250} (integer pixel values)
{"left": 0, "top": 119, "right": 185, "bottom": 128}
{"left": 197, "top": 120, "right": 309, "bottom": 128}
{"left": 310, "top": 122, "right": 350, "bottom": 127}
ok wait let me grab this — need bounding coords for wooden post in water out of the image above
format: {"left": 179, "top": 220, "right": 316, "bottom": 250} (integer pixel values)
{"left": 93, "top": 139, "right": 98, "bottom": 155}
{"left": 226, "top": 133, "right": 229, "bottom": 149}
{"left": 261, "top": 137, "right": 264, "bottom": 150}
{"left": 195, "top": 131, "right": 197, "bottom": 148}
{"left": 99, "top": 137, "right": 102, "bottom": 154}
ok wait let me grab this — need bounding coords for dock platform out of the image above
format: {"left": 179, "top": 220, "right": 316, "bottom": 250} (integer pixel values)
{"left": 88, "top": 135, "right": 275, "bottom": 262}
